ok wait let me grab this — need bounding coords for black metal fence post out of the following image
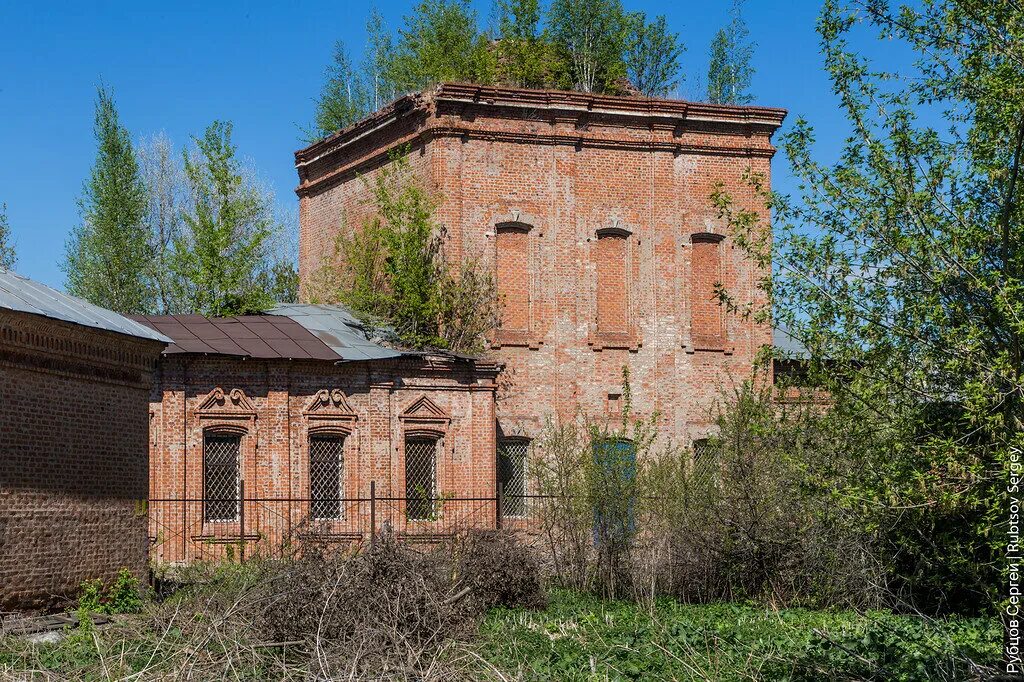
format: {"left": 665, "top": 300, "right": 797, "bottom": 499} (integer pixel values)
{"left": 369, "top": 480, "right": 376, "bottom": 544}
{"left": 496, "top": 482, "right": 504, "bottom": 530}
{"left": 239, "top": 480, "right": 246, "bottom": 562}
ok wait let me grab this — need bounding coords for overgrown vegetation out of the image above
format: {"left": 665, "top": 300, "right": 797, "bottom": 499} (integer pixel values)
{"left": 308, "top": 149, "right": 498, "bottom": 353}
{"left": 309, "top": 0, "right": 757, "bottom": 138}
{"left": 479, "top": 589, "right": 1000, "bottom": 681}
{"left": 0, "top": 203, "right": 16, "bottom": 270}
{"left": 713, "top": 0, "right": 1024, "bottom": 615}
{"left": 76, "top": 568, "right": 145, "bottom": 616}
{"left": 0, "top": 532, "right": 546, "bottom": 681}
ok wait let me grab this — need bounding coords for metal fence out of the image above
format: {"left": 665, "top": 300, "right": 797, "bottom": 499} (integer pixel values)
{"left": 148, "top": 482, "right": 528, "bottom": 565}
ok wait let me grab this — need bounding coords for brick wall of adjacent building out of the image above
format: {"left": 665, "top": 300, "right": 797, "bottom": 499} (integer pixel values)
{"left": 148, "top": 354, "right": 500, "bottom": 564}
{"left": 295, "top": 84, "right": 785, "bottom": 448}
{"left": 0, "top": 310, "right": 163, "bottom": 611}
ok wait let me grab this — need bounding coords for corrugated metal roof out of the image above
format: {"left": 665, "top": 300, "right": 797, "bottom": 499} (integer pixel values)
{"left": 0, "top": 268, "right": 170, "bottom": 343}
{"left": 132, "top": 314, "right": 341, "bottom": 360}
{"left": 268, "top": 304, "right": 401, "bottom": 361}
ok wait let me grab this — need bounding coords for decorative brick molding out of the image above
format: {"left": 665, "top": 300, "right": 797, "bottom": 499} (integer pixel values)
{"left": 399, "top": 394, "right": 451, "bottom": 438}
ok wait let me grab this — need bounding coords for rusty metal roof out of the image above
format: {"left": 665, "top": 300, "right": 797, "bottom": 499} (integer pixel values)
{"left": 132, "top": 313, "right": 342, "bottom": 360}
{"left": 0, "top": 268, "right": 171, "bottom": 343}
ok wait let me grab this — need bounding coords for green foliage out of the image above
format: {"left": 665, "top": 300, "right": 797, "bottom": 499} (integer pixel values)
{"left": 64, "top": 85, "right": 153, "bottom": 313}
{"left": 311, "top": 42, "right": 370, "bottom": 138}
{"left": 77, "top": 568, "right": 145, "bottom": 615}
{"left": 529, "top": 367, "right": 660, "bottom": 599}
{"left": 309, "top": 0, "right": 693, "bottom": 138}
{"left": 623, "top": 13, "right": 685, "bottom": 97}
{"left": 478, "top": 589, "right": 1001, "bottom": 681}
{"left": 714, "top": 0, "right": 1024, "bottom": 614}
{"left": 0, "top": 203, "right": 15, "bottom": 270}
{"left": 706, "top": 0, "right": 755, "bottom": 105}
{"left": 169, "top": 121, "right": 283, "bottom": 317}
{"left": 493, "top": 0, "right": 554, "bottom": 89}
{"left": 389, "top": 0, "right": 494, "bottom": 92}
{"left": 310, "top": 149, "right": 497, "bottom": 352}
{"left": 547, "top": 0, "right": 629, "bottom": 93}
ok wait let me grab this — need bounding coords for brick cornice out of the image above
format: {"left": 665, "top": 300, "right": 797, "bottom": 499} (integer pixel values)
{"left": 294, "top": 83, "right": 787, "bottom": 198}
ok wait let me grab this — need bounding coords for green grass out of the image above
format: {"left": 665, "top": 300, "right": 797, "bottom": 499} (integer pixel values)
{"left": 1, "top": 584, "right": 1002, "bottom": 681}
{"left": 477, "top": 590, "right": 1002, "bottom": 681}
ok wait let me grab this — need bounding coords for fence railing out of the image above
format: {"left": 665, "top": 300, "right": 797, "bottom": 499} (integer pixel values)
{"left": 148, "top": 482, "right": 530, "bottom": 565}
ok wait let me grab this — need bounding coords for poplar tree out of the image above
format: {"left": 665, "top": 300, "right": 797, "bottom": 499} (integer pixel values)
{"left": 706, "top": 0, "right": 755, "bottom": 105}
{"left": 170, "top": 121, "right": 277, "bottom": 317}
{"left": 0, "top": 203, "right": 15, "bottom": 270}
{"left": 64, "top": 86, "right": 153, "bottom": 313}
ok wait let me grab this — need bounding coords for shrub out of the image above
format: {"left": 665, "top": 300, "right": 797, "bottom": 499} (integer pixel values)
{"left": 76, "top": 568, "right": 145, "bottom": 615}
{"left": 452, "top": 530, "right": 547, "bottom": 611}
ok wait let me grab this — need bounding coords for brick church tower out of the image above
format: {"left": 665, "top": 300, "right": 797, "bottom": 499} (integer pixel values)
{"left": 295, "top": 83, "right": 786, "bottom": 448}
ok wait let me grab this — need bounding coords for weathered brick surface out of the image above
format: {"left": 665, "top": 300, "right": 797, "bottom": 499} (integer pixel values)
{"left": 148, "top": 354, "right": 500, "bottom": 563}
{"left": 296, "top": 84, "right": 785, "bottom": 447}
{"left": 0, "top": 310, "right": 163, "bottom": 611}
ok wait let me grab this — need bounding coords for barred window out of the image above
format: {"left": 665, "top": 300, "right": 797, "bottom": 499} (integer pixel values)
{"left": 204, "top": 433, "right": 240, "bottom": 522}
{"left": 498, "top": 438, "right": 529, "bottom": 517}
{"left": 310, "top": 435, "right": 344, "bottom": 520}
{"left": 405, "top": 437, "right": 437, "bottom": 520}
{"left": 693, "top": 438, "right": 718, "bottom": 478}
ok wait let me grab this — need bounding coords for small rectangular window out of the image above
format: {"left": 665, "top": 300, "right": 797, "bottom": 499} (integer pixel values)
{"left": 310, "top": 435, "right": 344, "bottom": 520}
{"left": 693, "top": 438, "right": 718, "bottom": 479}
{"left": 405, "top": 437, "right": 437, "bottom": 520}
{"left": 498, "top": 438, "right": 529, "bottom": 517}
{"left": 204, "top": 433, "right": 240, "bottom": 522}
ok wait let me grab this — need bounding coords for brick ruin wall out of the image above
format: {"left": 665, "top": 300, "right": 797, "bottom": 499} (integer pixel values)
{"left": 0, "top": 310, "right": 162, "bottom": 611}
{"left": 297, "top": 87, "right": 781, "bottom": 449}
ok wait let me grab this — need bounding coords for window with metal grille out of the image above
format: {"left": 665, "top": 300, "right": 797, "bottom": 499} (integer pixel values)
{"left": 204, "top": 433, "right": 240, "bottom": 522}
{"left": 405, "top": 437, "right": 437, "bottom": 520}
{"left": 310, "top": 435, "right": 344, "bottom": 520}
{"left": 498, "top": 438, "right": 529, "bottom": 517}
{"left": 692, "top": 438, "right": 718, "bottom": 479}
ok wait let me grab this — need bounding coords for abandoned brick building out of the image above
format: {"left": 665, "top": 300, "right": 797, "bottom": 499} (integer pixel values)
{"left": 295, "top": 83, "right": 786, "bottom": 449}
{"left": 136, "top": 305, "right": 501, "bottom": 564}
{"left": 0, "top": 269, "right": 168, "bottom": 610}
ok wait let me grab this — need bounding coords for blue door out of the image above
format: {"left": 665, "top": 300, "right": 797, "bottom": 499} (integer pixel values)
{"left": 592, "top": 438, "right": 636, "bottom": 546}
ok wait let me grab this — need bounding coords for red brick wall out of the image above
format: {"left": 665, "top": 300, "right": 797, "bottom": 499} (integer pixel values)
{"left": 0, "top": 310, "right": 163, "bottom": 611}
{"left": 148, "top": 354, "right": 499, "bottom": 564}
{"left": 297, "top": 85, "right": 783, "bottom": 448}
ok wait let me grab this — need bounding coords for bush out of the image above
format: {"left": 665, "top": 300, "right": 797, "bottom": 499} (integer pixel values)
{"left": 452, "top": 530, "right": 547, "bottom": 611}
{"left": 258, "top": 530, "right": 544, "bottom": 679}
{"left": 76, "top": 568, "right": 145, "bottom": 615}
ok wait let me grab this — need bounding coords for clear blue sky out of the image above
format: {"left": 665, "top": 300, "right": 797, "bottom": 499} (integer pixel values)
{"left": 0, "top": 0, "right": 894, "bottom": 289}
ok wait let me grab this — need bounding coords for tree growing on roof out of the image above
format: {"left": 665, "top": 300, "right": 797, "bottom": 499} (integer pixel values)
{"left": 706, "top": 0, "right": 755, "bottom": 105}
{"left": 0, "top": 203, "right": 16, "bottom": 270}
{"left": 64, "top": 86, "right": 154, "bottom": 314}
{"left": 623, "top": 12, "right": 685, "bottom": 98}
{"left": 309, "top": 148, "right": 498, "bottom": 353}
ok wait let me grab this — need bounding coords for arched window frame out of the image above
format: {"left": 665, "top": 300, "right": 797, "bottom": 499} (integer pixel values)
{"left": 491, "top": 218, "right": 541, "bottom": 349}
{"left": 688, "top": 231, "right": 732, "bottom": 354}
{"left": 589, "top": 222, "right": 639, "bottom": 351}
